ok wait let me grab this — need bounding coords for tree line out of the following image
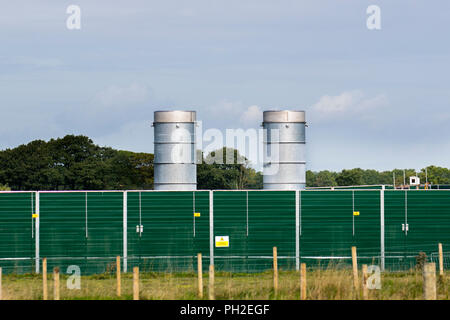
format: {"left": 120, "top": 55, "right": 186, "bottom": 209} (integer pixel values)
{"left": 0, "top": 135, "right": 449, "bottom": 190}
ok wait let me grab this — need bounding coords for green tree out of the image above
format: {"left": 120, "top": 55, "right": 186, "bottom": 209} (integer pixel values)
{"left": 197, "top": 148, "right": 262, "bottom": 190}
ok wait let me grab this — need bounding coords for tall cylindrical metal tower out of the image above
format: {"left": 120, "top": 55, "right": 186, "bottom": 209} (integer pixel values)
{"left": 153, "top": 111, "right": 197, "bottom": 190}
{"left": 262, "top": 110, "right": 306, "bottom": 190}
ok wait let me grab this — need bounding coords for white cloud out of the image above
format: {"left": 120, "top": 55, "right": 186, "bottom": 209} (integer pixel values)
{"left": 240, "top": 105, "right": 262, "bottom": 125}
{"left": 310, "top": 90, "right": 388, "bottom": 122}
{"left": 205, "top": 101, "right": 263, "bottom": 128}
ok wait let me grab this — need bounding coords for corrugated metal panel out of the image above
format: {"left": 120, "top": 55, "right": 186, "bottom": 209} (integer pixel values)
{"left": 0, "top": 192, "right": 35, "bottom": 273}
{"left": 39, "top": 192, "right": 123, "bottom": 274}
{"left": 248, "top": 191, "right": 296, "bottom": 271}
{"left": 301, "top": 191, "right": 380, "bottom": 267}
{"left": 127, "top": 191, "right": 210, "bottom": 272}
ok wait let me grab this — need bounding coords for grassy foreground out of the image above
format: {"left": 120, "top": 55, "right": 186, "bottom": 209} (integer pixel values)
{"left": 1, "top": 268, "right": 450, "bottom": 300}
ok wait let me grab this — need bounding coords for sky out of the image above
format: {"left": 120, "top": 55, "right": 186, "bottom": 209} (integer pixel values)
{"left": 0, "top": 0, "right": 449, "bottom": 171}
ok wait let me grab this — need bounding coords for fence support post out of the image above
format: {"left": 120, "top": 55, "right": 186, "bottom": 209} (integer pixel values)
{"left": 0, "top": 267, "right": 2, "bottom": 300}
{"left": 35, "top": 192, "right": 40, "bottom": 274}
{"left": 197, "top": 253, "right": 203, "bottom": 298}
{"left": 133, "top": 266, "right": 139, "bottom": 300}
{"left": 116, "top": 256, "right": 121, "bottom": 297}
{"left": 43, "top": 258, "right": 48, "bottom": 300}
{"left": 300, "top": 263, "right": 306, "bottom": 300}
{"left": 423, "top": 263, "right": 437, "bottom": 300}
{"left": 295, "top": 190, "right": 300, "bottom": 271}
{"left": 380, "top": 188, "right": 385, "bottom": 271}
{"left": 352, "top": 246, "right": 358, "bottom": 291}
{"left": 439, "top": 243, "right": 444, "bottom": 278}
{"left": 53, "top": 267, "right": 60, "bottom": 301}
{"left": 362, "top": 264, "right": 369, "bottom": 300}
{"left": 273, "top": 247, "right": 278, "bottom": 294}
{"left": 123, "top": 191, "right": 128, "bottom": 273}
{"left": 208, "top": 264, "right": 215, "bottom": 300}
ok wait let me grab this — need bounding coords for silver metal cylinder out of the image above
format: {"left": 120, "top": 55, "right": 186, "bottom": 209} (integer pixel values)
{"left": 153, "top": 111, "right": 197, "bottom": 190}
{"left": 262, "top": 110, "right": 306, "bottom": 190}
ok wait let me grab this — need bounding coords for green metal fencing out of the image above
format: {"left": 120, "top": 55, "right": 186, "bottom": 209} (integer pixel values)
{"left": 1, "top": 189, "right": 450, "bottom": 274}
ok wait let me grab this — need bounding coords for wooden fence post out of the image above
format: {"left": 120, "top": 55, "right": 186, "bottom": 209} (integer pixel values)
{"left": 438, "top": 243, "right": 444, "bottom": 278}
{"left": 53, "top": 267, "right": 60, "bottom": 301}
{"left": 0, "top": 267, "right": 2, "bottom": 300}
{"left": 273, "top": 247, "right": 278, "bottom": 294}
{"left": 300, "top": 263, "right": 306, "bottom": 300}
{"left": 208, "top": 264, "right": 215, "bottom": 300}
{"left": 362, "top": 264, "right": 369, "bottom": 300}
{"left": 197, "top": 253, "right": 203, "bottom": 299}
{"left": 352, "top": 246, "right": 359, "bottom": 290}
{"left": 116, "top": 256, "right": 121, "bottom": 297}
{"left": 423, "top": 263, "right": 437, "bottom": 300}
{"left": 43, "top": 258, "right": 48, "bottom": 300}
{"left": 133, "top": 266, "right": 139, "bottom": 300}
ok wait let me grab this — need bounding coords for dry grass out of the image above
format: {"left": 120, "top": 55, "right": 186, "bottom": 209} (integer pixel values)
{"left": 1, "top": 267, "right": 450, "bottom": 300}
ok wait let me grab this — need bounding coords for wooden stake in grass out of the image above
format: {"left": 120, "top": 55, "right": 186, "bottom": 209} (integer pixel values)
{"left": 273, "top": 247, "right": 278, "bottom": 294}
{"left": 116, "top": 256, "right": 121, "bottom": 297}
{"left": 208, "top": 264, "right": 215, "bottom": 300}
{"left": 53, "top": 267, "right": 60, "bottom": 301}
{"left": 197, "top": 253, "right": 203, "bottom": 299}
{"left": 423, "top": 262, "right": 437, "bottom": 300}
{"left": 352, "top": 246, "right": 359, "bottom": 290}
{"left": 43, "top": 258, "right": 48, "bottom": 300}
{"left": 300, "top": 263, "right": 306, "bottom": 300}
{"left": 133, "top": 266, "right": 139, "bottom": 300}
{"left": 362, "top": 264, "right": 369, "bottom": 300}
{"left": 438, "top": 243, "right": 444, "bottom": 278}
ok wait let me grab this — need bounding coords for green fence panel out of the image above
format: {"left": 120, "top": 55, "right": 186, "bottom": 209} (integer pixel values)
{"left": 0, "top": 192, "right": 35, "bottom": 274}
{"left": 213, "top": 191, "right": 247, "bottom": 272}
{"left": 301, "top": 191, "right": 380, "bottom": 268}
{"left": 406, "top": 191, "right": 450, "bottom": 269}
{"left": 384, "top": 190, "right": 409, "bottom": 270}
{"left": 247, "top": 191, "right": 296, "bottom": 272}
{"left": 127, "top": 191, "right": 210, "bottom": 273}
{"left": 40, "top": 192, "right": 123, "bottom": 274}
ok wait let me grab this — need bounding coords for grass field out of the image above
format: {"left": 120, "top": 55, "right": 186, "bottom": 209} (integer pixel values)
{"left": 1, "top": 267, "right": 449, "bottom": 300}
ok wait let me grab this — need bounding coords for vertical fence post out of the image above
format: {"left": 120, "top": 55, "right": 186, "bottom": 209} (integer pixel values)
{"left": 295, "top": 190, "right": 300, "bottom": 271}
{"left": 43, "top": 258, "right": 48, "bottom": 300}
{"left": 133, "top": 266, "right": 139, "bottom": 300}
{"left": 116, "top": 256, "right": 121, "bottom": 297}
{"left": 300, "top": 263, "right": 306, "bottom": 300}
{"left": 352, "top": 246, "right": 358, "bottom": 291}
{"left": 438, "top": 243, "right": 444, "bottom": 278}
{"left": 0, "top": 267, "right": 2, "bottom": 300}
{"left": 197, "top": 253, "right": 203, "bottom": 299}
{"left": 209, "top": 191, "right": 214, "bottom": 268}
{"left": 273, "top": 247, "right": 278, "bottom": 294}
{"left": 362, "top": 264, "right": 369, "bottom": 300}
{"left": 208, "top": 264, "right": 215, "bottom": 300}
{"left": 123, "top": 191, "right": 128, "bottom": 273}
{"left": 53, "top": 267, "right": 60, "bottom": 301}
{"left": 35, "top": 192, "right": 40, "bottom": 274}
{"left": 423, "top": 263, "right": 437, "bottom": 300}
{"left": 380, "top": 188, "right": 385, "bottom": 271}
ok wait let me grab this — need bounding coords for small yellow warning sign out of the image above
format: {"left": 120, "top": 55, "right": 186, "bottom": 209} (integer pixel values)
{"left": 215, "top": 236, "right": 229, "bottom": 248}
{"left": 32, "top": 214, "right": 39, "bottom": 218}
{"left": 353, "top": 211, "right": 360, "bottom": 216}
{"left": 194, "top": 212, "right": 201, "bottom": 217}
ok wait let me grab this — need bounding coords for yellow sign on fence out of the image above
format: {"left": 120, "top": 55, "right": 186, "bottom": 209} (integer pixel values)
{"left": 353, "top": 211, "right": 360, "bottom": 216}
{"left": 215, "top": 236, "right": 229, "bottom": 248}
{"left": 194, "top": 212, "right": 201, "bottom": 217}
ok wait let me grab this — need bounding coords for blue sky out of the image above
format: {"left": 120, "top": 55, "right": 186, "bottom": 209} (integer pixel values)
{"left": 0, "top": 1, "right": 449, "bottom": 171}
